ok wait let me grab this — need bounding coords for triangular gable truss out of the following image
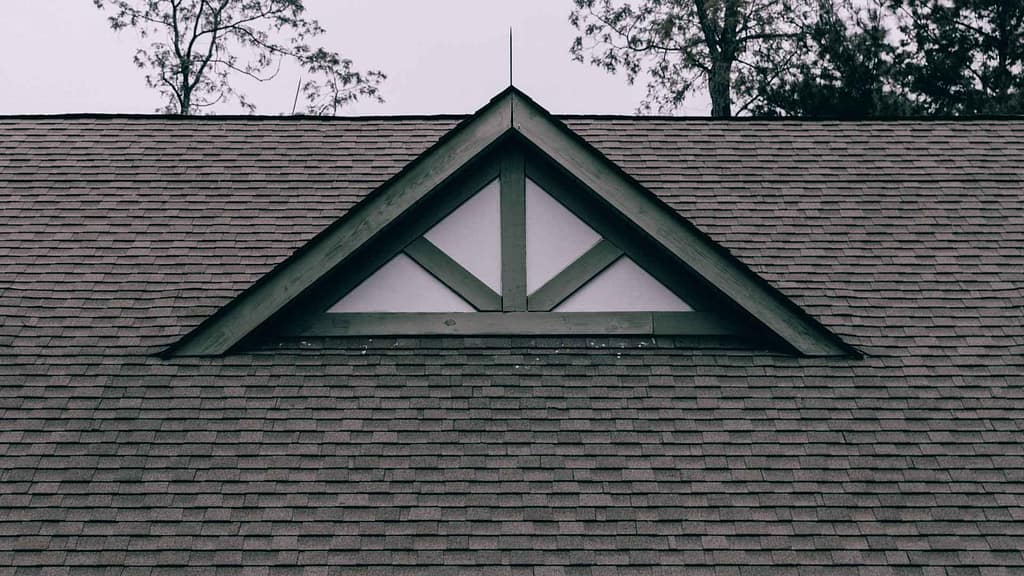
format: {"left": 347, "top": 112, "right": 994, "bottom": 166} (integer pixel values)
{"left": 273, "top": 140, "right": 727, "bottom": 339}
{"left": 166, "top": 88, "right": 855, "bottom": 357}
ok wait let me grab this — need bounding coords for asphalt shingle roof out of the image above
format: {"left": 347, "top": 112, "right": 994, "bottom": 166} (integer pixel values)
{"left": 1, "top": 114, "right": 1022, "bottom": 575}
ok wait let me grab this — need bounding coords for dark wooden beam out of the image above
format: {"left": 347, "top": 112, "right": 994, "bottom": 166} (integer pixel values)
{"left": 527, "top": 239, "right": 623, "bottom": 312}
{"left": 500, "top": 147, "right": 527, "bottom": 311}
{"left": 286, "top": 311, "right": 736, "bottom": 337}
{"left": 405, "top": 238, "right": 501, "bottom": 312}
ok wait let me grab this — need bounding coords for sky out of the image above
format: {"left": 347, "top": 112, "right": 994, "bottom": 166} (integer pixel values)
{"left": 0, "top": 0, "right": 711, "bottom": 116}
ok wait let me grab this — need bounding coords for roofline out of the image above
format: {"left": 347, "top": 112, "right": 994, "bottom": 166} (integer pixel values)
{"left": 2, "top": 112, "right": 1024, "bottom": 122}
{"left": 0, "top": 112, "right": 471, "bottom": 121}
{"left": 558, "top": 113, "right": 1024, "bottom": 121}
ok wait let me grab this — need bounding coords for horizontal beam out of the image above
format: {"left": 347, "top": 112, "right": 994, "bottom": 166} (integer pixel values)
{"left": 528, "top": 239, "right": 623, "bottom": 312}
{"left": 285, "top": 311, "right": 737, "bottom": 337}
{"left": 404, "top": 238, "right": 501, "bottom": 312}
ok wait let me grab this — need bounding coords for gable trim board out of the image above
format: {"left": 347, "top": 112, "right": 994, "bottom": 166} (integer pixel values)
{"left": 284, "top": 311, "right": 736, "bottom": 338}
{"left": 166, "top": 88, "right": 855, "bottom": 358}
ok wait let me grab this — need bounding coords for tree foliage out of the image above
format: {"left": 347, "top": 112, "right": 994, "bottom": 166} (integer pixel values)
{"left": 93, "top": 0, "right": 384, "bottom": 115}
{"left": 570, "top": 0, "right": 813, "bottom": 116}
{"left": 572, "top": 0, "right": 1024, "bottom": 116}
{"left": 753, "top": 1, "right": 917, "bottom": 116}
{"left": 893, "top": 0, "right": 1024, "bottom": 114}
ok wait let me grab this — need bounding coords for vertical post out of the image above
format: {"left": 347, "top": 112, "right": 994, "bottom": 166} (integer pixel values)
{"left": 500, "top": 146, "right": 527, "bottom": 311}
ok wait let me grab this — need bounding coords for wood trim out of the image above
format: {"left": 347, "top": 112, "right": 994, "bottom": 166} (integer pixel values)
{"left": 527, "top": 239, "right": 623, "bottom": 312}
{"left": 286, "top": 311, "right": 736, "bottom": 337}
{"left": 511, "top": 94, "right": 852, "bottom": 356}
{"left": 500, "top": 147, "right": 527, "bottom": 311}
{"left": 404, "top": 238, "right": 501, "bottom": 312}
{"left": 168, "top": 92, "right": 515, "bottom": 356}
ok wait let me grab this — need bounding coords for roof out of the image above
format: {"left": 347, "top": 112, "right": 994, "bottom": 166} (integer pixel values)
{"left": 1, "top": 106, "right": 1023, "bottom": 574}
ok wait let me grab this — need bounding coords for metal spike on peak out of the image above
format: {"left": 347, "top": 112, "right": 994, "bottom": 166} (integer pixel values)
{"left": 509, "top": 27, "right": 514, "bottom": 87}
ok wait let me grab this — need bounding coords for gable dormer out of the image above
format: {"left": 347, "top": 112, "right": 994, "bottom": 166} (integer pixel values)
{"left": 166, "top": 88, "right": 854, "bottom": 357}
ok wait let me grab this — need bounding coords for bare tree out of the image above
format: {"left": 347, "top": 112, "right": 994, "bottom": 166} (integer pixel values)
{"left": 93, "top": 0, "right": 384, "bottom": 115}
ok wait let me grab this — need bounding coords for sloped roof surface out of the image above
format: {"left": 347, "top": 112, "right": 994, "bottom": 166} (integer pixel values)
{"left": 1, "top": 115, "right": 1023, "bottom": 575}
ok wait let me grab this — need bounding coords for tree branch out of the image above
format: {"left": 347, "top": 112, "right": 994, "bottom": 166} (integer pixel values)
{"left": 693, "top": 0, "right": 721, "bottom": 57}
{"left": 187, "top": 1, "right": 229, "bottom": 98}
{"left": 95, "top": 0, "right": 383, "bottom": 115}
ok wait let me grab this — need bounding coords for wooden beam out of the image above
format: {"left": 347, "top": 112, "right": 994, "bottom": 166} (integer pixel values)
{"left": 527, "top": 239, "right": 622, "bottom": 312}
{"left": 652, "top": 312, "right": 738, "bottom": 335}
{"left": 510, "top": 92, "right": 852, "bottom": 356}
{"left": 405, "top": 238, "right": 501, "bottom": 312}
{"left": 168, "top": 91, "right": 515, "bottom": 356}
{"left": 500, "top": 146, "right": 527, "bottom": 311}
{"left": 286, "top": 311, "right": 736, "bottom": 337}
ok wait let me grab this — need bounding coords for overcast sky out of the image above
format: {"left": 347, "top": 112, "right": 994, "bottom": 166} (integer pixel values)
{"left": 0, "top": 1, "right": 711, "bottom": 116}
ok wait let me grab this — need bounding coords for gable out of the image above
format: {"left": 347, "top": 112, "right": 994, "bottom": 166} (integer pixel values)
{"left": 165, "top": 88, "right": 854, "bottom": 357}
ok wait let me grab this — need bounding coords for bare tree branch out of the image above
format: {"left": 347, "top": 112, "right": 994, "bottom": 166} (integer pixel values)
{"left": 93, "top": 0, "right": 384, "bottom": 114}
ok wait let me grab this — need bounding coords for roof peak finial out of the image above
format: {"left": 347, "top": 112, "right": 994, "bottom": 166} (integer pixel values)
{"left": 509, "top": 27, "right": 514, "bottom": 87}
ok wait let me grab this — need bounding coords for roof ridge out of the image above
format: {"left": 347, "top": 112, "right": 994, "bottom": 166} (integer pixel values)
{"left": 0, "top": 113, "right": 471, "bottom": 121}
{"left": 2, "top": 113, "right": 1024, "bottom": 122}
{"left": 558, "top": 114, "right": 1024, "bottom": 121}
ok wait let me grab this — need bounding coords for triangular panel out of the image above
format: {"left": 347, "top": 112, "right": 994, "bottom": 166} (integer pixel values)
{"left": 554, "top": 257, "right": 692, "bottom": 312}
{"left": 526, "top": 177, "right": 601, "bottom": 294}
{"left": 328, "top": 254, "right": 473, "bottom": 313}
{"left": 424, "top": 179, "right": 502, "bottom": 292}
